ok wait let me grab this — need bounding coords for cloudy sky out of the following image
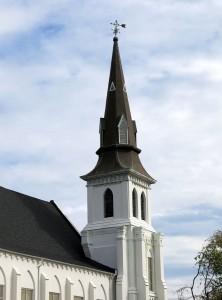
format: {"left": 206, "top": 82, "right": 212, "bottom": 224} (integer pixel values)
{"left": 0, "top": 0, "right": 222, "bottom": 298}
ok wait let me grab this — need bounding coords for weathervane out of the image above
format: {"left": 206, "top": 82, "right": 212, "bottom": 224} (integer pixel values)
{"left": 111, "top": 20, "right": 126, "bottom": 37}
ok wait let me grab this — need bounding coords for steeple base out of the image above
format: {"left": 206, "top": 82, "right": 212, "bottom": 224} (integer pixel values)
{"left": 82, "top": 224, "right": 167, "bottom": 300}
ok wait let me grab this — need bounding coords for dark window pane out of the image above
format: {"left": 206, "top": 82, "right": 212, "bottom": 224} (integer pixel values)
{"left": 49, "top": 292, "right": 59, "bottom": 300}
{"left": 148, "top": 257, "right": 153, "bottom": 291}
{"left": 0, "top": 286, "right": 3, "bottom": 300}
{"left": 141, "top": 193, "right": 146, "bottom": 220}
{"left": 132, "top": 189, "right": 137, "bottom": 217}
{"left": 104, "top": 189, "right": 113, "bottom": 218}
{"left": 21, "top": 288, "right": 33, "bottom": 300}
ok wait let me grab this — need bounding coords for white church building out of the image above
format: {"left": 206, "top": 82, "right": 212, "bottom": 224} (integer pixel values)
{"left": 0, "top": 33, "right": 167, "bottom": 300}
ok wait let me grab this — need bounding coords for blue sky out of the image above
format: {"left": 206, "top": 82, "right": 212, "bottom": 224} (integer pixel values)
{"left": 0, "top": 0, "right": 222, "bottom": 298}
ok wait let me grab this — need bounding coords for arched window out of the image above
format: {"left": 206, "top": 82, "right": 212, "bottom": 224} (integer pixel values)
{"left": 132, "top": 188, "right": 138, "bottom": 217}
{"left": 141, "top": 192, "right": 146, "bottom": 220}
{"left": 104, "top": 189, "right": 113, "bottom": 218}
{"left": 118, "top": 115, "right": 128, "bottom": 144}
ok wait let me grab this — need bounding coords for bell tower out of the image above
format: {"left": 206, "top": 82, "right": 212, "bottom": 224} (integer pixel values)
{"left": 81, "top": 30, "right": 167, "bottom": 300}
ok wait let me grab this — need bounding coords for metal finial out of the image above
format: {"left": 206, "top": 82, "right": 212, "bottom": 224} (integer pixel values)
{"left": 110, "top": 20, "right": 126, "bottom": 37}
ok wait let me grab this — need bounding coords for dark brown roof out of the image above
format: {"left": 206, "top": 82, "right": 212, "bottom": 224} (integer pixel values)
{"left": 82, "top": 37, "right": 155, "bottom": 184}
{"left": 0, "top": 186, "right": 114, "bottom": 273}
{"left": 103, "top": 37, "right": 136, "bottom": 147}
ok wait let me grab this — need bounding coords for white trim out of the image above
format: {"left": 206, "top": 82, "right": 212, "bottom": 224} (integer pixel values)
{"left": 109, "top": 82, "right": 116, "bottom": 92}
{"left": 82, "top": 218, "right": 156, "bottom": 232}
{"left": 0, "top": 248, "right": 115, "bottom": 277}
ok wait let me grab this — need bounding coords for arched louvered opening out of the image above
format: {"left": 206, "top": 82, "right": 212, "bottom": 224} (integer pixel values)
{"left": 132, "top": 188, "right": 138, "bottom": 218}
{"left": 104, "top": 188, "right": 114, "bottom": 218}
{"left": 141, "top": 192, "right": 146, "bottom": 221}
{"left": 118, "top": 115, "right": 128, "bottom": 144}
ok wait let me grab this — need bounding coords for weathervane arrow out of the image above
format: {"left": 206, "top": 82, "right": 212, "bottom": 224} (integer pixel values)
{"left": 110, "top": 20, "right": 126, "bottom": 37}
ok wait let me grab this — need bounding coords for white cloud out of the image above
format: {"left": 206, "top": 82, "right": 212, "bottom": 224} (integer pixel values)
{"left": 0, "top": 0, "right": 221, "bottom": 297}
{"left": 164, "top": 236, "right": 203, "bottom": 266}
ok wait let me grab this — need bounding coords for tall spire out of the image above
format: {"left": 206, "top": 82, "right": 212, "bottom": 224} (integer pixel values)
{"left": 81, "top": 35, "right": 155, "bottom": 184}
{"left": 102, "top": 36, "right": 136, "bottom": 148}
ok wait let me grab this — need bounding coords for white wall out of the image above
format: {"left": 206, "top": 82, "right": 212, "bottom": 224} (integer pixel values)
{"left": 84, "top": 174, "right": 155, "bottom": 231}
{"left": 0, "top": 249, "right": 115, "bottom": 300}
{"left": 82, "top": 173, "right": 167, "bottom": 300}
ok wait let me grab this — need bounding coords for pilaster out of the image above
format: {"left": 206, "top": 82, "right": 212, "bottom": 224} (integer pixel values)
{"left": 116, "top": 226, "right": 127, "bottom": 300}
{"left": 65, "top": 278, "right": 74, "bottom": 300}
{"left": 127, "top": 227, "right": 137, "bottom": 300}
{"left": 135, "top": 227, "right": 149, "bottom": 300}
{"left": 40, "top": 273, "right": 49, "bottom": 300}
{"left": 11, "top": 267, "right": 21, "bottom": 300}
{"left": 89, "top": 281, "right": 96, "bottom": 300}
{"left": 154, "top": 233, "right": 167, "bottom": 300}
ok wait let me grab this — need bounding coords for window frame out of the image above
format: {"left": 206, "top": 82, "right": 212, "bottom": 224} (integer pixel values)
{"left": 148, "top": 256, "right": 154, "bottom": 292}
{"left": 21, "top": 288, "right": 33, "bottom": 300}
{"left": 0, "top": 285, "right": 4, "bottom": 300}
{"left": 104, "top": 188, "right": 114, "bottom": 218}
{"left": 132, "top": 188, "right": 138, "bottom": 218}
{"left": 118, "top": 115, "right": 128, "bottom": 144}
{"left": 49, "top": 292, "right": 60, "bottom": 300}
{"left": 141, "top": 192, "right": 146, "bottom": 221}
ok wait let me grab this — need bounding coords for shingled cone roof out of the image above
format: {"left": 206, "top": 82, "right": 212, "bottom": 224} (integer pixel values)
{"left": 103, "top": 36, "right": 136, "bottom": 147}
{"left": 81, "top": 37, "right": 155, "bottom": 184}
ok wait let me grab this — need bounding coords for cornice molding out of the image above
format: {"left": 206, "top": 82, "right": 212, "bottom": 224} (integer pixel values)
{"left": 86, "top": 173, "right": 150, "bottom": 188}
{"left": 0, "top": 248, "right": 115, "bottom": 277}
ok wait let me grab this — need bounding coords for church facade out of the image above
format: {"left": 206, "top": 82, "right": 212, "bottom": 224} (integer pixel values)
{"left": 0, "top": 36, "right": 167, "bottom": 300}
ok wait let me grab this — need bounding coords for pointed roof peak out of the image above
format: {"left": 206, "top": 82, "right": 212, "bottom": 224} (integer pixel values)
{"left": 81, "top": 32, "right": 156, "bottom": 184}
{"left": 102, "top": 34, "right": 137, "bottom": 148}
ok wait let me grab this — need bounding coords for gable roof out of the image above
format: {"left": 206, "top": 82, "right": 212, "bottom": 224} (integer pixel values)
{"left": 0, "top": 186, "right": 114, "bottom": 273}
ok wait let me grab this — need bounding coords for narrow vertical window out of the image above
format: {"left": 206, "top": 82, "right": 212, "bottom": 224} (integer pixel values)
{"left": 21, "top": 288, "right": 33, "bottom": 300}
{"left": 49, "top": 293, "right": 60, "bottom": 300}
{"left": 132, "top": 188, "right": 138, "bottom": 217}
{"left": 0, "top": 286, "right": 3, "bottom": 300}
{"left": 104, "top": 188, "right": 113, "bottom": 218}
{"left": 148, "top": 257, "right": 153, "bottom": 291}
{"left": 141, "top": 192, "right": 146, "bottom": 220}
{"left": 118, "top": 115, "right": 128, "bottom": 144}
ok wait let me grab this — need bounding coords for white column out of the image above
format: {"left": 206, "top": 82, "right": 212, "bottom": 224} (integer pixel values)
{"left": 154, "top": 233, "right": 167, "bottom": 300}
{"left": 116, "top": 226, "right": 127, "bottom": 300}
{"left": 128, "top": 227, "right": 137, "bottom": 300}
{"left": 135, "top": 228, "right": 149, "bottom": 300}
{"left": 11, "top": 267, "right": 21, "bottom": 300}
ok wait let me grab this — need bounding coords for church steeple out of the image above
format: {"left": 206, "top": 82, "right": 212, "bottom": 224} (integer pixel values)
{"left": 81, "top": 36, "right": 155, "bottom": 184}
{"left": 102, "top": 36, "right": 136, "bottom": 148}
{"left": 81, "top": 30, "right": 167, "bottom": 300}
